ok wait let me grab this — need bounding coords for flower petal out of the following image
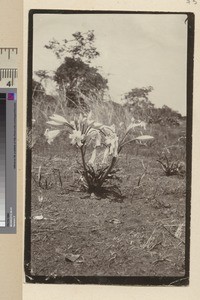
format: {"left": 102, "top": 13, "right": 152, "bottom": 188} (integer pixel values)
{"left": 135, "top": 135, "right": 154, "bottom": 140}
{"left": 95, "top": 132, "right": 101, "bottom": 147}
{"left": 102, "top": 147, "right": 109, "bottom": 164}
{"left": 93, "top": 122, "right": 102, "bottom": 129}
{"left": 126, "top": 121, "right": 146, "bottom": 133}
{"left": 69, "top": 129, "right": 85, "bottom": 147}
{"left": 88, "top": 148, "right": 97, "bottom": 165}
{"left": 50, "top": 114, "right": 68, "bottom": 124}
{"left": 102, "top": 124, "right": 116, "bottom": 134}
{"left": 46, "top": 120, "right": 63, "bottom": 126}
{"left": 44, "top": 129, "right": 60, "bottom": 144}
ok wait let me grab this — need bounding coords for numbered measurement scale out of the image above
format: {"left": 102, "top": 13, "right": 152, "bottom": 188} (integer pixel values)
{"left": 0, "top": 48, "right": 17, "bottom": 233}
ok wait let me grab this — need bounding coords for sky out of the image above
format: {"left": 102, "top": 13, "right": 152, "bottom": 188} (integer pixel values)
{"left": 33, "top": 13, "right": 188, "bottom": 115}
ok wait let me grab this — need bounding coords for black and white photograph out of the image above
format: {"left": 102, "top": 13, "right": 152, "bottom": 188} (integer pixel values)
{"left": 25, "top": 11, "right": 193, "bottom": 285}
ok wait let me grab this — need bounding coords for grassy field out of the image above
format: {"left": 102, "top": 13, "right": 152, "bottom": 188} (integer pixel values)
{"left": 29, "top": 112, "right": 186, "bottom": 277}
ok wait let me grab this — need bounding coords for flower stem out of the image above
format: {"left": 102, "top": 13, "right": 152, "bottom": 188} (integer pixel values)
{"left": 99, "top": 156, "right": 117, "bottom": 186}
{"left": 80, "top": 145, "right": 90, "bottom": 188}
{"left": 119, "top": 138, "right": 136, "bottom": 151}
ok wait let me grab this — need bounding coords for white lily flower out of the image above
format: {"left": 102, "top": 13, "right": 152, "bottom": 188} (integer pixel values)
{"left": 84, "top": 129, "right": 101, "bottom": 148}
{"left": 113, "top": 141, "right": 119, "bottom": 157}
{"left": 88, "top": 148, "right": 97, "bottom": 165}
{"left": 102, "top": 147, "right": 109, "bottom": 164}
{"left": 105, "top": 136, "right": 112, "bottom": 146}
{"left": 102, "top": 124, "right": 116, "bottom": 134}
{"left": 69, "top": 129, "right": 85, "bottom": 147}
{"left": 70, "top": 120, "right": 75, "bottom": 128}
{"left": 93, "top": 122, "right": 103, "bottom": 129}
{"left": 95, "top": 132, "right": 101, "bottom": 147}
{"left": 105, "top": 133, "right": 119, "bottom": 157}
{"left": 86, "top": 128, "right": 98, "bottom": 138}
{"left": 110, "top": 138, "right": 119, "bottom": 157}
{"left": 44, "top": 129, "right": 60, "bottom": 144}
{"left": 49, "top": 114, "right": 69, "bottom": 125}
{"left": 46, "top": 120, "right": 64, "bottom": 126}
{"left": 135, "top": 135, "right": 154, "bottom": 140}
{"left": 140, "top": 121, "right": 146, "bottom": 130}
{"left": 126, "top": 121, "right": 146, "bottom": 132}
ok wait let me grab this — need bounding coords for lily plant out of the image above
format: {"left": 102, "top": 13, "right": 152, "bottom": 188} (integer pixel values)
{"left": 45, "top": 112, "right": 153, "bottom": 193}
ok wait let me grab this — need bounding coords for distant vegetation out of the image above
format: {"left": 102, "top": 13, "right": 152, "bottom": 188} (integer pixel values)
{"left": 33, "top": 29, "right": 184, "bottom": 127}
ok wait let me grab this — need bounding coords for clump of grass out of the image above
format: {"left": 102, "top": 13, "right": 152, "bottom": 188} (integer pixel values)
{"left": 157, "top": 152, "right": 185, "bottom": 177}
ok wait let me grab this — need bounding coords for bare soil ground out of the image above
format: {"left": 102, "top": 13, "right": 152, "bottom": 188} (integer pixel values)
{"left": 29, "top": 139, "right": 186, "bottom": 277}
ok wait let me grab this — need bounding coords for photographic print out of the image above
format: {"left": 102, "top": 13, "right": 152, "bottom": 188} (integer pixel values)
{"left": 25, "top": 10, "right": 193, "bottom": 285}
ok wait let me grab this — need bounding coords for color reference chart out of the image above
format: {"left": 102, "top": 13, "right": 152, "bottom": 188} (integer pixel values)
{"left": 0, "top": 93, "right": 6, "bottom": 227}
{"left": 0, "top": 89, "right": 17, "bottom": 233}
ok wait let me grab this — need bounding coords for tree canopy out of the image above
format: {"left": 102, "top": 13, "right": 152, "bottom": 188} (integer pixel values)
{"left": 44, "top": 30, "right": 100, "bottom": 63}
{"left": 54, "top": 57, "right": 108, "bottom": 107}
{"left": 123, "top": 86, "right": 154, "bottom": 120}
{"left": 44, "top": 30, "right": 108, "bottom": 108}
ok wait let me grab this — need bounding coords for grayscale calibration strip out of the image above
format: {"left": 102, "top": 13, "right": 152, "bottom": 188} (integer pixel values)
{"left": 0, "top": 88, "right": 17, "bottom": 233}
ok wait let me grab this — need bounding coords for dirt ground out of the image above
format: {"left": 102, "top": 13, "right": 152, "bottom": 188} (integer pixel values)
{"left": 29, "top": 143, "right": 186, "bottom": 277}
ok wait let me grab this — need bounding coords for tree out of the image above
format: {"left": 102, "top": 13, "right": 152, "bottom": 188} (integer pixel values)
{"left": 32, "top": 79, "right": 45, "bottom": 99}
{"left": 123, "top": 86, "right": 154, "bottom": 120}
{"left": 45, "top": 30, "right": 108, "bottom": 108}
{"left": 45, "top": 30, "right": 100, "bottom": 63}
{"left": 54, "top": 57, "right": 108, "bottom": 107}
